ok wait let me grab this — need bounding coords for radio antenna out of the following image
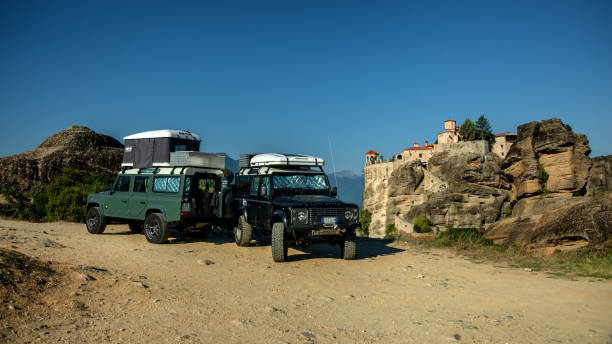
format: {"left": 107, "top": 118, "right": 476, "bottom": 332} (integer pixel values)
{"left": 328, "top": 136, "right": 338, "bottom": 189}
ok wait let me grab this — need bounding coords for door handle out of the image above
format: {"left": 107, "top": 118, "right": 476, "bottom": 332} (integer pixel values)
{"left": 139, "top": 202, "right": 146, "bottom": 204}
{"left": 121, "top": 200, "right": 127, "bottom": 203}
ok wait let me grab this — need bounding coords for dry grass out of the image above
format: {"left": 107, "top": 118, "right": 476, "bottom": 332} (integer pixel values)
{"left": 398, "top": 229, "right": 612, "bottom": 280}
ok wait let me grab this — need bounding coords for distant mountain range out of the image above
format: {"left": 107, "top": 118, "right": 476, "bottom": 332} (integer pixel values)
{"left": 221, "top": 154, "right": 363, "bottom": 207}
{"left": 328, "top": 170, "right": 364, "bottom": 207}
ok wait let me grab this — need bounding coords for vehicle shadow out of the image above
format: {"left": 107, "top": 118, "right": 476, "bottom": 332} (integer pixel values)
{"left": 167, "top": 229, "right": 236, "bottom": 245}
{"left": 287, "top": 237, "right": 404, "bottom": 262}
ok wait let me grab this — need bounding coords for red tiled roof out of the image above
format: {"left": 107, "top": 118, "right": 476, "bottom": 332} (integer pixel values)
{"left": 404, "top": 145, "right": 434, "bottom": 151}
{"left": 366, "top": 150, "right": 379, "bottom": 155}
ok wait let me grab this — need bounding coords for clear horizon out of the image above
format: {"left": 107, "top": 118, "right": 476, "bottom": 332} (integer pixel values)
{"left": 1, "top": 1, "right": 611, "bottom": 174}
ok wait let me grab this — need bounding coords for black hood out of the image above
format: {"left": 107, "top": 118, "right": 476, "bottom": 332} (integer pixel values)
{"left": 274, "top": 194, "right": 346, "bottom": 207}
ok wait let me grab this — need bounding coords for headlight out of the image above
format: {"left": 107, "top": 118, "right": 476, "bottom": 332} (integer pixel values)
{"left": 297, "top": 211, "right": 307, "bottom": 222}
{"left": 291, "top": 208, "right": 309, "bottom": 224}
{"left": 345, "top": 208, "right": 358, "bottom": 221}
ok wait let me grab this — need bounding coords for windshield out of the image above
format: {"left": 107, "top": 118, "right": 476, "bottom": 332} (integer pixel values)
{"left": 273, "top": 174, "right": 329, "bottom": 190}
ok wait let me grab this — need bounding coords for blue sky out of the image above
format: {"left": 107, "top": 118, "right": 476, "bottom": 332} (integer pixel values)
{"left": 1, "top": 0, "right": 611, "bottom": 174}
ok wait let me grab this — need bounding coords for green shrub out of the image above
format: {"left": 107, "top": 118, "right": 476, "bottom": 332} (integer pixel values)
{"left": 44, "top": 168, "right": 113, "bottom": 222}
{"left": 563, "top": 123, "right": 573, "bottom": 132}
{"left": 503, "top": 204, "right": 513, "bottom": 218}
{"left": 358, "top": 209, "right": 372, "bottom": 237}
{"left": 538, "top": 165, "right": 549, "bottom": 184}
{"left": 413, "top": 214, "right": 432, "bottom": 233}
{"left": 2, "top": 168, "right": 113, "bottom": 223}
{"left": 385, "top": 223, "right": 396, "bottom": 234}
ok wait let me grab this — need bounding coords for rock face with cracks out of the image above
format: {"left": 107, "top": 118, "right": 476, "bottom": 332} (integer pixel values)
{"left": 363, "top": 117, "right": 611, "bottom": 253}
{"left": 0, "top": 126, "right": 123, "bottom": 191}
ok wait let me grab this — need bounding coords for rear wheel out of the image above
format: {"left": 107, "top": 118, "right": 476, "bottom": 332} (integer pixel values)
{"left": 144, "top": 213, "right": 170, "bottom": 244}
{"left": 271, "top": 222, "right": 287, "bottom": 262}
{"left": 128, "top": 222, "right": 143, "bottom": 234}
{"left": 234, "top": 215, "right": 252, "bottom": 247}
{"left": 85, "top": 206, "right": 107, "bottom": 234}
{"left": 341, "top": 232, "right": 357, "bottom": 260}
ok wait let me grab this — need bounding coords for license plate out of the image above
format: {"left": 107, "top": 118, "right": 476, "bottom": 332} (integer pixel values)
{"left": 322, "top": 217, "right": 337, "bottom": 225}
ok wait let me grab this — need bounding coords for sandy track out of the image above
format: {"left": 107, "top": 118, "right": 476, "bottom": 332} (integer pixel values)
{"left": 0, "top": 219, "right": 610, "bottom": 344}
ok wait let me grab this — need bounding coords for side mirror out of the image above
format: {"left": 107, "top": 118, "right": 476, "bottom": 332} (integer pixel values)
{"left": 331, "top": 186, "right": 338, "bottom": 197}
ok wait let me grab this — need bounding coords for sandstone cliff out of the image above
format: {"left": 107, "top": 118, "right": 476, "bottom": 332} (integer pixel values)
{"left": 363, "top": 118, "right": 611, "bottom": 253}
{"left": 0, "top": 126, "right": 124, "bottom": 190}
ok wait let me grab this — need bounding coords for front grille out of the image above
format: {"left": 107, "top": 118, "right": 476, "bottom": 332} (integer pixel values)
{"left": 309, "top": 208, "right": 345, "bottom": 225}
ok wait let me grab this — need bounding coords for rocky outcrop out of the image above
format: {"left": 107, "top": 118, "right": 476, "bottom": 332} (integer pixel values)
{"left": 399, "top": 151, "right": 510, "bottom": 232}
{"left": 363, "top": 117, "right": 611, "bottom": 253}
{"left": 485, "top": 194, "right": 612, "bottom": 253}
{"left": 587, "top": 155, "right": 612, "bottom": 196}
{"left": 364, "top": 143, "right": 511, "bottom": 237}
{"left": 503, "top": 118, "right": 591, "bottom": 201}
{"left": 0, "top": 126, "right": 123, "bottom": 190}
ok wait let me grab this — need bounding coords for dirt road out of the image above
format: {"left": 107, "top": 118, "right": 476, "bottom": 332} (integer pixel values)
{"left": 0, "top": 219, "right": 610, "bottom": 344}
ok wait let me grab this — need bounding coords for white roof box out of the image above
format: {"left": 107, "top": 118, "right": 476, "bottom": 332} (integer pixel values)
{"left": 249, "top": 153, "right": 324, "bottom": 167}
{"left": 124, "top": 130, "right": 201, "bottom": 141}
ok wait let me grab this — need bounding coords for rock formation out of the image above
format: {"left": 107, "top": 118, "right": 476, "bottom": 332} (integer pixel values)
{"left": 363, "top": 117, "right": 612, "bottom": 253}
{"left": 0, "top": 126, "right": 124, "bottom": 191}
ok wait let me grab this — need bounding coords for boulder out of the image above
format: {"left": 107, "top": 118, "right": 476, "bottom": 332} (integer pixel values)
{"left": 502, "top": 118, "right": 592, "bottom": 201}
{"left": 485, "top": 194, "right": 612, "bottom": 253}
{"left": 0, "top": 126, "right": 124, "bottom": 191}
{"left": 587, "top": 155, "right": 612, "bottom": 196}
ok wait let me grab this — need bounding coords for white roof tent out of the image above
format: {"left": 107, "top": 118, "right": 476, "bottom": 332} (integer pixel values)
{"left": 122, "top": 130, "right": 202, "bottom": 169}
{"left": 248, "top": 153, "right": 325, "bottom": 167}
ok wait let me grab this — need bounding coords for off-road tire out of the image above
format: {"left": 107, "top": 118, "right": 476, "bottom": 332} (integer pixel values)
{"left": 234, "top": 215, "right": 252, "bottom": 247}
{"left": 271, "top": 222, "right": 287, "bottom": 262}
{"left": 144, "top": 213, "right": 170, "bottom": 244}
{"left": 86, "top": 206, "right": 107, "bottom": 234}
{"left": 341, "top": 232, "right": 357, "bottom": 260}
{"left": 128, "top": 222, "right": 143, "bottom": 234}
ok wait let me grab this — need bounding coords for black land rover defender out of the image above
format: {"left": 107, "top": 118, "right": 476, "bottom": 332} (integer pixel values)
{"left": 232, "top": 153, "right": 360, "bottom": 262}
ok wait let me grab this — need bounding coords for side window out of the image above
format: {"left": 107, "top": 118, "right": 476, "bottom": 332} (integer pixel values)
{"left": 153, "top": 176, "right": 181, "bottom": 193}
{"left": 249, "top": 177, "right": 260, "bottom": 196}
{"left": 133, "top": 176, "right": 150, "bottom": 193}
{"left": 261, "top": 177, "right": 270, "bottom": 197}
{"left": 114, "top": 176, "right": 131, "bottom": 192}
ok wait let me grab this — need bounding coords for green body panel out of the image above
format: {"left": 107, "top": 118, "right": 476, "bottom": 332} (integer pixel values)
{"left": 87, "top": 169, "right": 229, "bottom": 224}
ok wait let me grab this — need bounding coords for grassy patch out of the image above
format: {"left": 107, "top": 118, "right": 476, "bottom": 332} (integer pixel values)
{"left": 397, "top": 229, "right": 612, "bottom": 280}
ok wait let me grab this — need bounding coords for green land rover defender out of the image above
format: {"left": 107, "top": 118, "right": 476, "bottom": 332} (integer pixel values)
{"left": 85, "top": 130, "right": 232, "bottom": 243}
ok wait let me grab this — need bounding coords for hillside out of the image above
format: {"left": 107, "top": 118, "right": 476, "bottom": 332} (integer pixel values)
{"left": 0, "top": 126, "right": 124, "bottom": 191}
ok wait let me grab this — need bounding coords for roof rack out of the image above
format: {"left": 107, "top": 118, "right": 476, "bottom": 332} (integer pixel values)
{"left": 248, "top": 153, "right": 325, "bottom": 167}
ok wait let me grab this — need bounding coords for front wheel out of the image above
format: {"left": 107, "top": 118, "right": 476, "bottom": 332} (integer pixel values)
{"left": 144, "top": 213, "right": 170, "bottom": 244}
{"left": 271, "top": 222, "right": 287, "bottom": 262}
{"left": 341, "top": 232, "right": 357, "bottom": 260}
{"left": 86, "top": 206, "right": 107, "bottom": 234}
{"left": 234, "top": 215, "right": 252, "bottom": 247}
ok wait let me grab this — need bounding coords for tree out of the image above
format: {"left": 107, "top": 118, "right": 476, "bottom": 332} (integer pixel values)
{"left": 459, "top": 118, "right": 477, "bottom": 141}
{"left": 358, "top": 209, "right": 372, "bottom": 237}
{"left": 475, "top": 115, "right": 493, "bottom": 140}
